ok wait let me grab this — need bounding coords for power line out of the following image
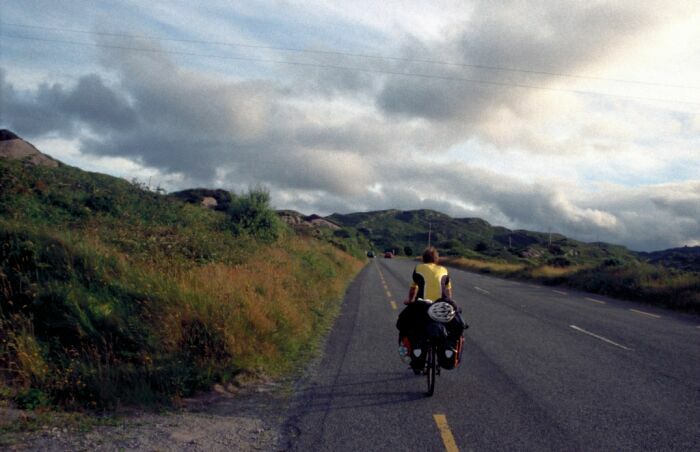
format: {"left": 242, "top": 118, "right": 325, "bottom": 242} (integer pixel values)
{"left": 2, "top": 32, "right": 699, "bottom": 107}
{"left": 2, "top": 21, "right": 699, "bottom": 91}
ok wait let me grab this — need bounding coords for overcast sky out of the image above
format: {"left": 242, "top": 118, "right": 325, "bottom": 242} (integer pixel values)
{"left": 1, "top": 1, "right": 699, "bottom": 251}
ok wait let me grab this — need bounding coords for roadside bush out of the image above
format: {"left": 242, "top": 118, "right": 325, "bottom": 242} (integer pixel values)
{"left": 603, "top": 258, "right": 624, "bottom": 267}
{"left": 14, "top": 388, "right": 51, "bottom": 410}
{"left": 226, "top": 188, "right": 285, "bottom": 243}
{"left": 547, "top": 257, "right": 571, "bottom": 267}
{"left": 474, "top": 241, "right": 488, "bottom": 252}
{"left": 333, "top": 229, "right": 351, "bottom": 239}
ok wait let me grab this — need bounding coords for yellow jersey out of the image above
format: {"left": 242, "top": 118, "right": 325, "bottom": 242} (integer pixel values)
{"left": 411, "top": 263, "right": 451, "bottom": 301}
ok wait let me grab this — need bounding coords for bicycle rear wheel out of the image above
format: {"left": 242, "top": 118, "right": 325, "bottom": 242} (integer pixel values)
{"left": 426, "top": 344, "right": 436, "bottom": 396}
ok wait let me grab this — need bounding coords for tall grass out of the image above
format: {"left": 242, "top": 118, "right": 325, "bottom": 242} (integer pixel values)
{"left": 0, "top": 159, "right": 363, "bottom": 408}
{"left": 530, "top": 264, "right": 590, "bottom": 279}
{"left": 443, "top": 255, "right": 700, "bottom": 313}
{"left": 0, "top": 227, "right": 361, "bottom": 408}
{"left": 442, "top": 257, "right": 525, "bottom": 274}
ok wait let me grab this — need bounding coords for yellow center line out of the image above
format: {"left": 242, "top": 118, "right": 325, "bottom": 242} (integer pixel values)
{"left": 433, "top": 414, "right": 459, "bottom": 452}
{"left": 377, "top": 266, "right": 397, "bottom": 311}
{"left": 630, "top": 309, "right": 661, "bottom": 319}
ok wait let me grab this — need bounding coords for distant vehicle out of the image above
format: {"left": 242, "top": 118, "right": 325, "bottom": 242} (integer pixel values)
{"left": 384, "top": 251, "right": 393, "bottom": 258}
{"left": 367, "top": 250, "right": 375, "bottom": 258}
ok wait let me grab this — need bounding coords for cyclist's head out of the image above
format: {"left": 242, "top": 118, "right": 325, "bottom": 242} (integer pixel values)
{"left": 422, "top": 247, "right": 439, "bottom": 263}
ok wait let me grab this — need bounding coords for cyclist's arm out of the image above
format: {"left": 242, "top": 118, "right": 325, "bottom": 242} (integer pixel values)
{"left": 404, "top": 285, "right": 417, "bottom": 305}
{"left": 443, "top": 273, "right": 453, "bottom": 300}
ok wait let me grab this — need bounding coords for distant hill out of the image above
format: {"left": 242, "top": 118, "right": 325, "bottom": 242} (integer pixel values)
{"left": 638, "top": 246, "right": 700, "bottom": 272}
{"left": 327, "top": 209, "right": 637, "bottom": 266}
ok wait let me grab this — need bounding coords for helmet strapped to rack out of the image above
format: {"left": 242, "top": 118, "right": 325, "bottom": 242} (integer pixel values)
{"left": 427, "top": 301, "right": 456, "bottom": 323}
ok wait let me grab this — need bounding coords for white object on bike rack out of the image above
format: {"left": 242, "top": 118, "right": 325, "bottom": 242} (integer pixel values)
{"left": 427, "top": 301, "right": 456, "bottom": 322}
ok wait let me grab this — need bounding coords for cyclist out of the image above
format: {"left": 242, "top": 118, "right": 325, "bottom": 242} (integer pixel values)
{"left": 404, "top": 246, "right": 452, "bottom": 305}
{"left": 398, "top": 247, "right": 458, "bottom": 373}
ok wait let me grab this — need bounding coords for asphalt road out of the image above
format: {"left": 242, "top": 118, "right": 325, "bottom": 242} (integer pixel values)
{"left": 284, "top": 258, "right": 700, "bottom": 451}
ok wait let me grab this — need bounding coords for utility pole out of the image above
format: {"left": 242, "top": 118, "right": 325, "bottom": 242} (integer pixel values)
{"left": 428, "top": 221, "right": 432, "bottom": 247}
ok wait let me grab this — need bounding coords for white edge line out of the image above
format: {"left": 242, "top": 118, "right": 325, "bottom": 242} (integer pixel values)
{"left": 552, "top": 290, "right": 567, "bottom": 295}
{"left": 474, "top": 286, "right": 490, "bottom": 294}
{"left": 570, "top": 325, "right": 632, "bottom": 351}
{"left": 585, "top": 297, "right": 606, "bottom": 305}
{"left": 630, "top": 309, "right": 661, "bottom": 319}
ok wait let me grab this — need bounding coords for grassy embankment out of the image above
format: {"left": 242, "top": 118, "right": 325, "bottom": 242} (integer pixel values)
{"left": 0, "top": 158, "right": 363, "bottom": 411}
{"left": 443, "top": 256, "right": 700, "bottom": 313}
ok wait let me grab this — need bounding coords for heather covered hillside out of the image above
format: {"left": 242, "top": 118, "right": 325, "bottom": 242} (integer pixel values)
{"left": 638, "top": 246, "right": 700, "bottom": 273}
{"left": 0, "top": 144, "right": 362, "bottom": 409}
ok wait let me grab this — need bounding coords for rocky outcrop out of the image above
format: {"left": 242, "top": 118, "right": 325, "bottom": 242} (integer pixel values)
{"left": 306, "top": 214, "right": 341, "bottom": 230}
{"left": 278, "top": 210, "right": 341, "bottom": 230}
{"left": 170, "top": 188, "right": 233, "bottom": 211}
{"left": 0, "top": 129, "right": 60, "bottom": 167}
{"left": 201, "top": 196, "right": 218, "bottom": 208}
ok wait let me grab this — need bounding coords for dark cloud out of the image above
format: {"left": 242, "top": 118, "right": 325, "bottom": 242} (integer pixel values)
{"left": 0, "top": 68, "right": 136, "bottom": 137}
{"left": 65, "top": 36, "right": 397, "bottom": 192}
{"left": 459, "top": 2, "right": 652, "bottom": 76}
{"left": 1, "top": 68, "right": 75, "bottom": 136}
{"left": 288, "top": 60, "right": 378, "bottom": 98}
{"left": 61, "top": 74, "right": 137, "bottom": 131}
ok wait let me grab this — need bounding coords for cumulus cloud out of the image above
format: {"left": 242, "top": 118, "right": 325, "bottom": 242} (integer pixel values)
{"left": 372, "top": 0, "right": 696, "bottom": 152}
{"left": 2, "top": 1, "right": 699, "bottom": 251}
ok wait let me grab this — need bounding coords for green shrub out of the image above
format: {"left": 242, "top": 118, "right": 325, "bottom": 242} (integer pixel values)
{"left": 226, "top": 188, "right": 284, "bottom": 242}
{"left": 547, "top": 257, "right": 571, "bottom": 267}
{"left": 15, "top": 388, "right": 51, "bottom": 410}
{"left": 333, "top": 229, "right": 351, "bottom": 239}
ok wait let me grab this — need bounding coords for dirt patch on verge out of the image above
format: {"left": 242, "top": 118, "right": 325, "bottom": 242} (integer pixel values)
{"left": 2, "top": 380, "right": 290, "bottom": 451}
